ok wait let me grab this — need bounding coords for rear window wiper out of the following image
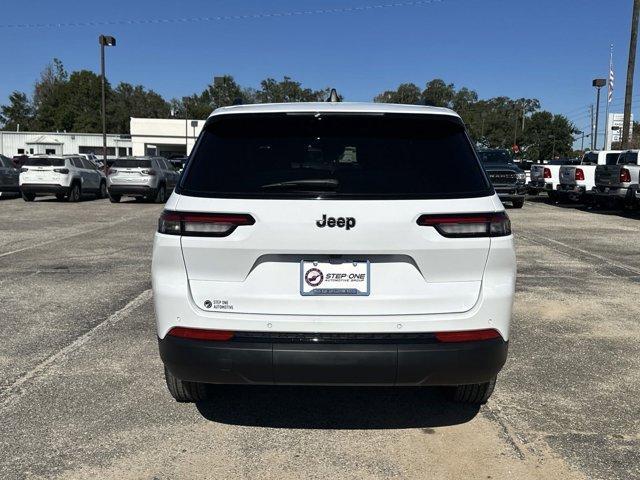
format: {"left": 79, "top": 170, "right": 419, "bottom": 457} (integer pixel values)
{"left": 260, "top": 179, "right": 339, "bottom": 190}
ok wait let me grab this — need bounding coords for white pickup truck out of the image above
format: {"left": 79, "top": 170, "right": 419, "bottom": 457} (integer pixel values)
{"left": 593, "top": 150, "right": 640, "bottom": 207}
{"left": 528, "top": 159, "right": 581, "bottom": 200}
{"left": 557, "top": 150, "right": 622, "bottom": 201}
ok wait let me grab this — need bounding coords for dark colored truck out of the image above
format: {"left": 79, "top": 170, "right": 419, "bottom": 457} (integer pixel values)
{"left": 477, "top": 149, "right": 526, "bottom": 208}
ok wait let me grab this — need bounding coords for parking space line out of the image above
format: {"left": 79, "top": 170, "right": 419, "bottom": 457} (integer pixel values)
{"left": 517, "top": 231, "right": 640, "bottom": 276}
{"left": 0, "top": 289, "right": 152, "bottom": 410}
{"left": 0, "top": 213, "right": 150, "bottom": 259}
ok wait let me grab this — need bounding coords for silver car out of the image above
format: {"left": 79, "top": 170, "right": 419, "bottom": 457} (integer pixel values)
{"left": 107, "top": 157, "right": 179, "bottom": 203}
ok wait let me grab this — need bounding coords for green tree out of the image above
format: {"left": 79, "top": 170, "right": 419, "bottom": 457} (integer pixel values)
{"left": 0, "top": 91, "right": 34, "bottom": 130}
{"left": 256, "top": 76, "right": 326, "bottom": 103}
{"left": 111, "top": 83, "right": 170, "bottom": 133}
{"left": 520, "top": 111, "right": 578, "bottom": 161}
{"left": 373, "top": 83, "right": 422, "bottom": 104}
{"left": 33, "top": 58, "right": 69, "bottom": 131}
{"left": 422, "top": 79, "right": 456, "bottom": 107}
{"left": 205, "top": 75, "right": 255, "bottom": 108}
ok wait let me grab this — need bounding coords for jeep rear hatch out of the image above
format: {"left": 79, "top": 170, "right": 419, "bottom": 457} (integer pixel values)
{"left": 174, "top": 112, "right": 499, "bottom": 316}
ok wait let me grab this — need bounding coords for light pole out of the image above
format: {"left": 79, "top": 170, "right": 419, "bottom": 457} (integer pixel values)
{"left": 592, "top": 78, "right": 607, "bottom": 150}
{"left": 99, "top": 34, "right": 116, "bottom": 174}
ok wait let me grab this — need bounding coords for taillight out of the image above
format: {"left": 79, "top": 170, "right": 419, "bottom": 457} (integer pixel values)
{"left": 620, "top": 168, "right": 631, "bottom": 183}
{"left": 53, "top": 168, "right": 69, "bottom": 174}
{"left": 167, "top": 327, "right": 234, "bottom": 341}
{"left": 417, "top": 212, "right": 511, "bottom": 238}
{"left": 543, "top": 167, "right": 552, "bottom": 178}
{"left": 141, "top": 169, "right": 157, "bottom": 176}
{"left": 575, "top": 168, "right": 585, "bottom": 181}
{"left": 435, "top": 329, "right": 502, "bottom": 343}
{"left": 158, "top": 210, "right": 255, "bottom": 237}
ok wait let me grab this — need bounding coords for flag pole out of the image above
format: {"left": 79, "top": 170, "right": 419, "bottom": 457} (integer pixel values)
{"left": 604, "top": 44, "right": 613, "bottom": 149}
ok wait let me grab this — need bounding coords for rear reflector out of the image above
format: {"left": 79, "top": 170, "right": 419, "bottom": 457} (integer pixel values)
{"left": 167, "top": 327, "right": 234, "bottom": 341}
{"left": 575, "top": 168, "right": 585, "bottom": 181}
{"left": 435, "top": 329, "right": 502, "bottom": 343}
{"left": 158, "top": 211, "right": 255, "bottom": 237}
{"left": 417, "top": 212, "right": 511, "bottom": 237}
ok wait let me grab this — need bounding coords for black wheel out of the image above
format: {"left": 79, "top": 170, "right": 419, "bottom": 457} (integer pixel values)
{"left": 55, "top": 193, "right": 66, "bottom": 201}
{"left": 97, "top": 181, "right": 107, "bottom": 199}
{"left": 547, "top": 191, "right": 558, "bottom": 202}
{"left": 164, "top": 366, "right": 208, "bottom": 402}
{"left": 67, "top": 183, "right": 81, "bottom": 202}
{"left": 453, "top": 376, "right": 496, "bottom": 404}
{"left": 108, "top": 193, "right": 121, "bottom": 203}
{"left": 21, "top": 192, "right": 36, "bottom": 202}
{"left": 511, "top": 198, "right": 525, "bottom": 209}
{"left": 154, "top": 184, "right": 166, "bottom": 204}
{"left": 527, "top": 188, "right": 539, "bottom": 196}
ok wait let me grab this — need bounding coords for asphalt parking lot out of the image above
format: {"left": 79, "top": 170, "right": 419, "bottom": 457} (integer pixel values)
{"left": 0, "top": 195, "right": 638, "bottom": 480}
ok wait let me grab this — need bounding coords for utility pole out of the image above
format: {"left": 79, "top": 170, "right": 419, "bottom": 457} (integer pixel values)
{"left": 590, "top": 104, "right": 595, "bottom": 150}
{"left": 622, "top": 0, "right": 640, "bottom": 148}
{"left": 593, "top": 78, "right": 607, "bottom": 150}
{"left": 98, "top": 35, "right": 116, "bottom": 174}
{"left": 604, "top": 44, "right": 614, "bottom": 149}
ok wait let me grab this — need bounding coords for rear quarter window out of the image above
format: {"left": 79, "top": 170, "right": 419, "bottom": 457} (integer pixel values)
{"left": 179, "top": 113, "right": 492, "bottom": 200}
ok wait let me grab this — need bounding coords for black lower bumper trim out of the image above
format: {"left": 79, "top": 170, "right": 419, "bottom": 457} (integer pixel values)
{"left": 108, "top": 185, "right": 154, "bottom": 196}
{"left": 20, "top": 184, "right": 68, "bottom": 195}
{"left": 159, "top": 334, "right": 508, "bottom": 386}
{"left": 0, "top": 186, "right": 20, "bottom": 193}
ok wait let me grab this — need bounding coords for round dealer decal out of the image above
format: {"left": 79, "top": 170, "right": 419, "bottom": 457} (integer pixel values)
{"left": 304, "top": 268, "right": 324, "bottom": 287}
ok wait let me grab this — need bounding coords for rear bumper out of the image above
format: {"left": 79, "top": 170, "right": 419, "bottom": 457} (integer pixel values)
{"left": 108, "top": 185, "right": 155, "bottom": 196}
{"left": 592, "top": 185, "right": 634, "bottom": 200}
{"left": 527, "top": 180, "right": 552, "bottom": 192}
{"left": 19, "top": 183, "right": 68, "bottom": 195}
{"left": 159, "top": 334, "right": 508, "bottom": 386}
{"left": 557, "top": 184, "right": 587, "bottom": 195}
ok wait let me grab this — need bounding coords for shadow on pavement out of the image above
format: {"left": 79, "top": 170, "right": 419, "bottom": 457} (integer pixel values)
{"left": 524, "top": 195, "right": 640, "bottom": 220}
{"left": 196, "top": 385, "right": 480, "bottom": 429}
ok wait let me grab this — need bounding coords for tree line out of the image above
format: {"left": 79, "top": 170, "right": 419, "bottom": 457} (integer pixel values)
{"left": 1, "top": 58, "right": 583, "bottom": 160}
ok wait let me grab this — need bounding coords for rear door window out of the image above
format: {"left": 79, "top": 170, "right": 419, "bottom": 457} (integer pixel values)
{"left": 113, "top": 159, "right": 152, "bottom": 169}
{"left": 180, "top": 113, "right": 492, "bottom": 199}
{"left": 618, "top": 152, "right": 638, "bottom": 165}
{"left": 582, "top": 152, "right": 598, "bottom": 165}
{"left": 25, "top": 158, "right": 66, "bottom": 167}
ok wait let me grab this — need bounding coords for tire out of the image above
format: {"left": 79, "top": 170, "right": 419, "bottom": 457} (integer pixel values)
{"left": 21, "top": 192, "right": 36, "bottom": 202}
{"left": 453, "top": 376, "right": 497, "bottom": 404}
{"left": 67, "top": 183, "right": 81, "bottom": 202}
{"left": 164, "top": 366, "right": 208, "bottom": 403}
{"left": 55, "top": 193, "right": 66, "bottom": 201}
{"left": 108, "top": 193, "right": 121, "bottom": 203}
{"left": 547, "top": 191, "right": 558, "bottom": 202}
{"left": 511, "top": 198, "right": 525, "bottom": 209}
{"left": 97, "top": 181, "right": 107, "bottom": 199}
{"left": 154, "top": 184, "right": 166, "bottom": 204}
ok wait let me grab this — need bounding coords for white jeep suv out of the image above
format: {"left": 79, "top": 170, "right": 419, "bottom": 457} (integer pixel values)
{"left": 152, "top": 103, "right": 516, "bottom": 404}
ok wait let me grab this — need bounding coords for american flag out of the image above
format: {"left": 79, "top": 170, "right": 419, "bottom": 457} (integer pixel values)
{"left": 608, "top": 62, "right": 614, "bottom": 103}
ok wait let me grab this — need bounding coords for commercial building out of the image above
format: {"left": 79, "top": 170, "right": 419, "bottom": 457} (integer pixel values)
{"left": 0, "top": 130, "right": 132, "bottom": 158}
{"left": 0, "top": 116, "right": 207, "bottom": 159}
{"left": 604, "top": 113, "right": 634, "bottom": 150}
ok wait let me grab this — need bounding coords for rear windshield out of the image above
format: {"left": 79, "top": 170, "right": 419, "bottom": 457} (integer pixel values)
{"left": 179, "top": 113, "right": 491, "bottom": 199}
{"left": 113, "top": 159, "right": 152, "bottom": 168}
{"left": 25, "top": 158, "right": 65, "bottom": 167}
{"left": 581, "top": 152, "right": 598, "bottom": 165}
{"left": 618, "top": 152, "right": 638, "bottom": 165}
{"left": 606, "top": 153, "right": 621, "bottom": 165}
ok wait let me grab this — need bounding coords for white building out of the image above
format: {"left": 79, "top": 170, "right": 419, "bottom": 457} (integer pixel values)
{"left": 130, "top": 117, "right": 205, "bottom": 157}
{"left": 0, "top": 116, "right": 207, "bottom": 159}
{"left": 605, "top": 112, "right": 634, "bottom": 150}
{"left": 0, "top": 130, "right": 132, "bottom": 158}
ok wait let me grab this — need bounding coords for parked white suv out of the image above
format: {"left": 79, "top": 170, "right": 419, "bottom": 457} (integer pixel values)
{"left": 152, "top": 103, "right": 516, "bottom": 404}
{"left": 19, "top": 155, "right": 106, "bottom": 202}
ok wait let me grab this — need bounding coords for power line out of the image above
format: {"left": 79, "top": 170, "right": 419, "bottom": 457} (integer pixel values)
{"left": 0, "top": 0, "right": 444, "bottom": 29}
